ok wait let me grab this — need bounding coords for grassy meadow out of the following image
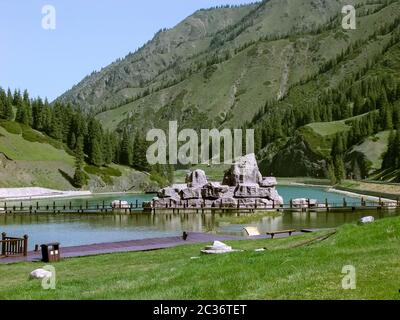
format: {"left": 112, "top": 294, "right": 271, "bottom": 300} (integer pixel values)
{"left": 0, "top": 216, "right": 399, "bottom": 300}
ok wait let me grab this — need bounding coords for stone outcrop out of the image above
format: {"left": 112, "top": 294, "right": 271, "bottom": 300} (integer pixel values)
{"left": 144, "top": 154, "right": 283, "bottom": 210}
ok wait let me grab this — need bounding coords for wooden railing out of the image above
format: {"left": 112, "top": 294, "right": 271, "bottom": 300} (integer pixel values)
{"left": 1, "top": 233, "right": 28, "bottom": 257}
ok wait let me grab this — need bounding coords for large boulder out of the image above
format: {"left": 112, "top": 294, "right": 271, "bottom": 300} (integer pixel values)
{"left": 260, "top": 177, "right": 277, "bottom": 187}
{"left": 201, "top": 182, "right": 231, "bottom": 199}
{"left": 180, "top": 188, "right": 202, "bottom": 200}
{"left": 223, "top": 154, "right": 263, "bottom": 186}
{"left": 212, "top": 197, "right": 238, "bottom": 208}
{"left": 157, "top": 187, "right": 180, "bottom": 201}
{"left": 146, "top": 154, "right": 283, "bottom": 210}
{"left": 186, "top": 169, "right": 208, "bottom": 188}
{"left": 234, "top": 184, "right": 260, "bottom": 198}
{"left": 265, "top": 187, "right": 284, "bottom": 205}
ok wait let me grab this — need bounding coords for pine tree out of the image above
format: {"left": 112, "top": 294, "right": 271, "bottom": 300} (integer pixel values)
{"left": 119, "top": 129, "right": 132, "bottom": 166}
{"left": 73, "top": 137, "right": 86, "bottom": 188}
{"left": 132, "top": 131, "right": 149, "bottom": 171}
{"left": 334, "top": 156, "right": 346, "bottom": 184}
{"left": 90, "top": 138, "right": 104, "bottom": 167}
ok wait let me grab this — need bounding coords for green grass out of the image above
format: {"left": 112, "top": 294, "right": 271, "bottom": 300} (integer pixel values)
{"left": 84, "top": 165, "right": 122, "bottom": 184}
{"left": 0, "top": 124, "right": 74, "bottom": 164}
{"left": 1, "top": 216, "right": 399, "bottom": 300}
{"left": 350, "top": 131, "right": 390, "bottom": 171}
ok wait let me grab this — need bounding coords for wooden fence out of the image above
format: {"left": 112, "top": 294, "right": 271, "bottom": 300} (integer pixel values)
{"left": 1, "top": 233, "right": 28, "bottom": 257}
{"left": 0, "top": 197, "right": 399, "bottom": 215}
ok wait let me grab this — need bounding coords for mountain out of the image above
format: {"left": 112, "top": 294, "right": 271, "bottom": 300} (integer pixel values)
{"left": 56, "top": 0, "right": 400, "bottom": 180}
{"left": 57, "top": 0, "right": 349, "bottom": 129}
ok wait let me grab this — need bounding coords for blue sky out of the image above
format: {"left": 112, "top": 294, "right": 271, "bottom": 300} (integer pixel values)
{"left": 0, "top": 0, "right": 256, "bottom": 101}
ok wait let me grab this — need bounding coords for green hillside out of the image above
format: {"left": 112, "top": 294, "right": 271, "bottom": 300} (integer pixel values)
{"left": 0, "top": 121, "right": 76, "bottom": 189}
{"left": 0, "top": 120, "right": 154, "bottom": 191}
{"left": 54, "top": 0, "right": 400, "bottom": 181}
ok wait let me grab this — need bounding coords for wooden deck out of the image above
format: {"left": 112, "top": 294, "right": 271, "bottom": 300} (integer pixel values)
{"left": 0, "top": 231, "right": 305, "bottom": 265}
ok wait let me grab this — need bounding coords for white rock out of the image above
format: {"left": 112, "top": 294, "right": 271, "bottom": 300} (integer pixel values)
{"left": 111, "top": 200, "right": 130, "bottom": 209}
{"left": 185, "top": 170, "right": 208, "bottom": 188}
{"left": 223, "top": 154, "right": 263, "bottom": 186}
{"left": 360, "top": 216, "right": 375, "bottom": 224}
{"left": 180, "top": 188, "right": 202, "bottom": 200}
{"left": 201, "top": 182, "right": 230, "bottom": 199}
{"left": 234, "top": 184, "right": 260, "bottom": 198}
{"left": 30, "top": 269, "right": 52, "bottom": 279}
{"left": 292, "top": 198, "right": 317, "bottom": 208}
{"left": 201, "top": 241, "right": 235, "bottom": 254}
{"left": 260, "top": 177, "right": 277, "bottom": 187}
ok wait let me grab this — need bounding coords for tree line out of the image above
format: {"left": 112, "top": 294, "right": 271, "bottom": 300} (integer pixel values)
{"left": 0, "top": 87, "right": 172, "bottom": 188}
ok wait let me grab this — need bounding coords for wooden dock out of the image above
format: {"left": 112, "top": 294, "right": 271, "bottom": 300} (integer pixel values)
{"left": 0, "top": 232, "right": 277, "bottom": 264}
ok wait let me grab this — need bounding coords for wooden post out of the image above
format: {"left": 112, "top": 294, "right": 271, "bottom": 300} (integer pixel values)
{"left": 343, "top": 198, "right": 347, "bottom": 208}
{"left": 69, "top": 202, "right": 72, "bottom": 210}
{"left": 136, "top": 200, "right": 138, "bottom": 208}
{"left": 1, "top": 232, "right": 6, "bottom": 256}
{"left": 272, "top": 199, "right": 275, "bottom": 209}
{"left": 23, "top": 235, "right": 28, "bottom": 257}
{"left": 255, "top": 199, "right": 257, "bottom": 209}
{"left": 361, "top": 197, "right": 364, "bottom": 207}
{"left": 325, "top": 198, "right": 328, "bottom": 209}
{"left": 4, "top": 202, "right": 6, "bottom": 210}
{"left": 20, "top": 202, "right": 23, "bottom": 210}
{"left": 86, "top": 200, "right": 88, "bottom": 209}
{"left": 307, "top": 199, "right": 310, "bottom": 209}
{"left": 290, "top": 199, "right": 293, "bottom": 209}
{"left": 36, "top": 202, "right": 39, "bottom": 210}
{"left": 53, "top": 201, "right": 55, "bottom": 210}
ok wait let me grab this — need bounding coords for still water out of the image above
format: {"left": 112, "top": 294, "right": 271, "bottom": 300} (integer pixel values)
{"left": 0, "top": 186, "right": 397, "bottom": 249}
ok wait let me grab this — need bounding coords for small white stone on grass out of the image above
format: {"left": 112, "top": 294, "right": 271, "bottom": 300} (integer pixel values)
{"left": 30, "top": 268, "right": 52, "bottom": 279}
{"left": 201, "top": 241, "right": 238, "bottom": 254}
{"left": 360, "top": 216, "right": 375, "bottom": 224}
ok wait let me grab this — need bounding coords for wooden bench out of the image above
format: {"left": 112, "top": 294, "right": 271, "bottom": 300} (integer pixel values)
{"left": 267, "top": 229, "right": 296, "bottom": 239}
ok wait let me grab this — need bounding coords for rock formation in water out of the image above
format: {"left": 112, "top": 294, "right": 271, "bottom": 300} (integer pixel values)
{"left": 144, "top": 154, "right": 283, "bottom": 210}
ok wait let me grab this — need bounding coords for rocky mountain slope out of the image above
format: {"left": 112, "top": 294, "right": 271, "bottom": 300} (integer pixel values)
{"left": 56, "top": 0, "right": 400, "bottom": 179}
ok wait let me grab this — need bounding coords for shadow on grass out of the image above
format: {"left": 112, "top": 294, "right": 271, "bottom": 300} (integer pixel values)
{"left": 59, "top": 169, "right": 75, "bottom": 186}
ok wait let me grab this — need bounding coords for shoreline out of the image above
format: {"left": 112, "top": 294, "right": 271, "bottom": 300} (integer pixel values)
{"left": 0, "top": 187, "right": 150, "bottom": 202}
{"left": 284, "top": 182, "right": 396, "bottom": 203}
{"left": 328, "top": 187, "right": 396, "bottom": 203}
{"left": 0, "top": 183, "right": 397, "bottom": 203}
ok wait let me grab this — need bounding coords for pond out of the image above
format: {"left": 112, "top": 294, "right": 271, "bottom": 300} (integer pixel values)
{"left": 0, "top": 186, "right": 396, "bottom": 250}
